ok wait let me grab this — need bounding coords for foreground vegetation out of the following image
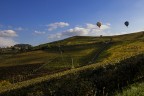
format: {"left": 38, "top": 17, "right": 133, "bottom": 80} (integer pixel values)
{"left": 0, "top": 53, "right": 144, "bottom": 96}
{"left": 115, "top": 82, "right": 144, "bottom": 96}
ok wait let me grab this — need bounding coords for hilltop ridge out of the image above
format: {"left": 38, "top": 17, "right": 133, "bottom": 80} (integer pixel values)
{"left": 34, "top": 31, "right": 144, "bottom": 50}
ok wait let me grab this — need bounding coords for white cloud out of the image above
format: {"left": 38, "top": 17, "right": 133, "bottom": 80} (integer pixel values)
{"left": 47, "top": 22, "right": 69, "bottom": 31}
{"left": 34, "top": 31, "right": 46, "bottom": 35}
{"left": 48, "top": 23, "right": 110, "bottom": 39}
{"left": 0, "top": 30, "right": 18, "bottom": 37}
{"left": 0, "top": 37, "right": 17, "bottom": 47}
{"left": 63, "top": 27, "right": 89, "bottom": 36}
{"left": 0, "top": 30, "right": 18, "bottom": 47}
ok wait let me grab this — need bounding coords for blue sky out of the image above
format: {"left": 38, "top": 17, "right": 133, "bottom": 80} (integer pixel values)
{"left": 0, "top": 0, "right": 144, "bottom": 47}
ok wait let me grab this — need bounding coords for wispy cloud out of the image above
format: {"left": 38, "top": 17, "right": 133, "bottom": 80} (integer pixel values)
{"left": 47, "top": 22, "right": 69, "bottom": 31}
{"left": 0, "top": 24, "right": 24, "bottom": 31}
{"left": 48, "top": 23, "right": 110, "bottom": 39}
{"left": 34, "top": 31, "right": 46, "bottom": 35}
{"left": 0, "top": 30, "right": 18, "bottom": 37}
{"left": 48, "top": 33, "right": 62, "bottom": 39}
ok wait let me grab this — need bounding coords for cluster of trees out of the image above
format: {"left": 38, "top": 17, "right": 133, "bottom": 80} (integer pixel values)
{"left": 0, "top": 44, "right": 32, "bottom": 53}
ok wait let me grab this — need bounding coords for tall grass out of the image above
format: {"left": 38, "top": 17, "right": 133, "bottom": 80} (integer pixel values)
{"left": 115, "top": 82, "right": 144, "bottom": 96}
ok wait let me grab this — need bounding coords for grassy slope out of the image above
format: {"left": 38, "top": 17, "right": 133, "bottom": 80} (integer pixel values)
{"left": 1, "top": 31, "right": 143, "bottom": 67}
{"left": 115, "top": 81, "right": 144, "bottom": 96}
{"left": 36, "top": 31, "right": 144, "bottom": 47}
{"left": 0, "top": 45, "right": 99, "bottom": 67}
{"left": 0, "top": 42, "right": 103, "bottom": 83}
{"left": 98, "top": 40, "right": 144, "bottom": 64}
{"left": 0, "top": 31, "right": 144, "bottom": 94}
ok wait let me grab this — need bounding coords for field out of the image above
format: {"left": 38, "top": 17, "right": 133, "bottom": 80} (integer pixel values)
{"left": 0, "top": 31, "right": 144, "bottom": 96}
{"left": 0, "top": 42, "right": 106, "bottom": 83}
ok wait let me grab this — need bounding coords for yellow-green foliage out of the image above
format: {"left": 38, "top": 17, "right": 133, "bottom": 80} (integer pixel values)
{"left": 27, "top": 90, "right": 44, "bottom": 96}
{"left": 0, "top": 80, "right": 11, "bottom": 87}
{"left": 115, "top": 82, "right": 144, "bottom": 96}
{"left": 99, "top": 40, "right": 144, "bottom": 64}
{"left": 0, "top": 47, "right": 97, "bottom": 68}
{"left": 0, "top": 50, "right": 57, "bottom": 67}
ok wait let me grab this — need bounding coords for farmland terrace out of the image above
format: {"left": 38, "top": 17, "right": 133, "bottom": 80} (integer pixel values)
{"left": 0, "top": 31, "right": 144, "bottom": 95}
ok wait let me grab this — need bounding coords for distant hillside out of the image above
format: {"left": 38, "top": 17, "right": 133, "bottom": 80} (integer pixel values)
{"left": 34, "top": 31, "right": 144, "bottom": 50}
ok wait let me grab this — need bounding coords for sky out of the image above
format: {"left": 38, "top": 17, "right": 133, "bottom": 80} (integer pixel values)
{"left": 0, "top": 0, "right": 144, "bottom": 47}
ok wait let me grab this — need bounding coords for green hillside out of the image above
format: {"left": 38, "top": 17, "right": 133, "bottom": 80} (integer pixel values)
{"left": 0, "top": 31, "right": 144, "bottom": 96}
{"left": 0, "top": 44, "right": 103, "bottom": 83}
{"left": 35, "top": 31, "right": 144, "bottom": 48}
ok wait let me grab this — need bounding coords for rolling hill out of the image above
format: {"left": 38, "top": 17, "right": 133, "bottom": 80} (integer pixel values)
{"left": 0, "top": 31, "right": 144, "bottom": 96}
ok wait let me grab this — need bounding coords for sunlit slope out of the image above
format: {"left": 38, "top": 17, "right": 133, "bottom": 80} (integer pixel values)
{"left": 35, "top": 31, "right": 144, "bottom": 48}
{"left": 0, "top": 31, "right": 144, "bottom": 68}
{"left": 0, "top": 43, "right": 101, "bottom": 67}
{"left": 97, "top": 40, "right": 144, "bottom": 64}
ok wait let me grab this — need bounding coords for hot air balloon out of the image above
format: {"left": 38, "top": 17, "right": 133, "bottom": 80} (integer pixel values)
{"left": 124, "top": 21, "right": 129, "bottom": 27}
{"left": 97, "top": 22, "right": 102, "bottom": 28}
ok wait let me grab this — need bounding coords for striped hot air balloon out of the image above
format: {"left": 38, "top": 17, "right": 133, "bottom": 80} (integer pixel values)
{"left": 97, "top": 22, "right": 102, "bottom": 28}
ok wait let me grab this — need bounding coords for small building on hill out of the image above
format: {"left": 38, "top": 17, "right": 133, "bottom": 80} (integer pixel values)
{"left": 14, "top": 44, "right": 32, "bottom": 50}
